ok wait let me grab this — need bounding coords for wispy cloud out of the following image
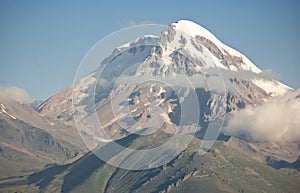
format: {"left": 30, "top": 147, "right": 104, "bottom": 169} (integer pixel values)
{"left": 126, "top": 20, "right": 156, "bottom": 26}
{"left": 115, "top": 20, "right": 157, "bottom": 29}
{"left": 0, "top": 86, "right": 32, "bottom": 104}
{"left": 224, "top": 89, "right": 300, "bottom": 142}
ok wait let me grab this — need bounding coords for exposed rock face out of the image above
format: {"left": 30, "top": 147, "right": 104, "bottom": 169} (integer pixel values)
{"left": 160, "top": 24, "right": 177, "bottom": 46}
{"left": 195, "top": 35, "right": 223, "bottom": 60}
{"left": 37, "top": 85, "right": 74, "bottom": 123}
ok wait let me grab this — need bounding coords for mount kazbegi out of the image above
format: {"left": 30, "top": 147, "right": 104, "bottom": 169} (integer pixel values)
{"left": 1, "top": 20, "right": 299, "bottom": 192}
{"left": 38, "top": 20, "right": 291, "bottom": 139}
{"left": 36, "top": 20, "right": 298, "bottom": 163}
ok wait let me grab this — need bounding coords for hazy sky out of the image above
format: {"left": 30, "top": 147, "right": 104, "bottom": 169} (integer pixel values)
{"left": 1, "top": 0, "right": 299, "bottom": 100}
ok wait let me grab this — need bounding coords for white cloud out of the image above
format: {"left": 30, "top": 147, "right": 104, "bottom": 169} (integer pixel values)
{"left": 0, "top": 87, "right": 32, "bottom": 104}
{"left": 224, "top": 89, "right": 300, "bottom": 142}
{"left": 115, "top": 69, "right": 279, "bottom": 94}
{"left": 127, "top": 20, "right": 155, "bottom": 26}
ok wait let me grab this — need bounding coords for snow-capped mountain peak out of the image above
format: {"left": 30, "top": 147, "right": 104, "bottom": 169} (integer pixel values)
{"left": 155, "top": 20, "right": 262, "bottom": 74}
{"left": 134, "top": 20, "right": 291, "bottom": 98}
{"left": 173, "top": 20, "right": 224, "bottom": 48}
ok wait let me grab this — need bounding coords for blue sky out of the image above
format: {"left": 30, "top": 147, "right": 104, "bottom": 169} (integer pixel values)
{"left": 1, "top": 0, "right": 299, "bottom": 100}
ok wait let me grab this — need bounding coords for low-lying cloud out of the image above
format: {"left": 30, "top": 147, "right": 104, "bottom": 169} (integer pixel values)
{"left": 0, "top": 86, "right": 32, "bottom": 104}
{"left": 117, "top": 69, "right": 278, "bottom": 94}
{"left": 224, "top": 89, "right": 300, "bottom": 142}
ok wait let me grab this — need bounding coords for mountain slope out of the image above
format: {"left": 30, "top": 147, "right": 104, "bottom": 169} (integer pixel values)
{"left": 37, "top": 35, "right": 159, "bottom": 124}
{"left": 0, "top": 102, "right": 85, "bottom": 179}
{"left": 1, "top": 134, "right": 299, "bottom": 193}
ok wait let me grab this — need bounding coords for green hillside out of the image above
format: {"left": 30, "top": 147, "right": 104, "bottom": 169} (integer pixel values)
{"left": 1, "top": 132, "right": 299, "bottom": 193}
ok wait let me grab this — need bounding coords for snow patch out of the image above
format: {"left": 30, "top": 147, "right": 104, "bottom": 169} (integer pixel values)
{"left": 0, "top": 103, "right": 16, "bottom": 119}
{"left": 252, "top": 79, "right": 292, "bottom": 97}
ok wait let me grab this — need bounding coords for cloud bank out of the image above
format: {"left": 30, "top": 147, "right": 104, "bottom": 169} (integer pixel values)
{"left": 224, "top": 90, "right": 300, "bottom": 142}
{"left": 117, "top": 69, "right": 277, "bottom": 94}
{"left": 0, "top": 87, "right": 32, "bottom": 104}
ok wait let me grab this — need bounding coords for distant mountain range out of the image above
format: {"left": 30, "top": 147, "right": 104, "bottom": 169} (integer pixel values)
{"left": 0, "top": 20, "right": 299, "bottom": 192}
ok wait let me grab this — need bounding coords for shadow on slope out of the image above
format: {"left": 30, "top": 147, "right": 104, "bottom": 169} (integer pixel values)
{"left": 0, "top": 134, "right": 139, "bottom": 192}
{"left": 266, "top": 156, "right": 300, "bottom": 170}
{"left": 61, "top": 134, "right": 139, "bottom": 192}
